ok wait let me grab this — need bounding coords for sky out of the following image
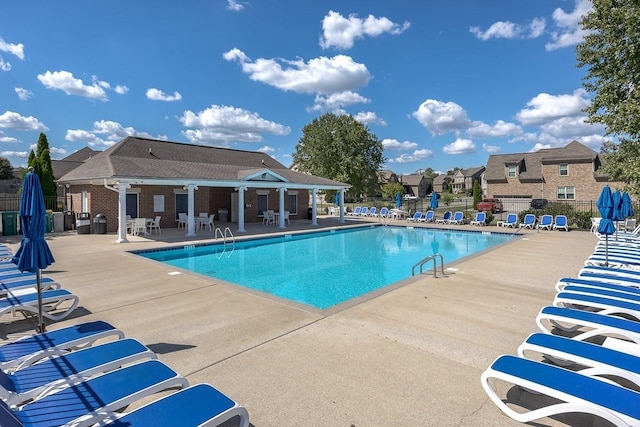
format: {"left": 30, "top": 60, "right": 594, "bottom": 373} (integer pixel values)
{"left": 0, "top": 0, "right": 603, "bottom": 176}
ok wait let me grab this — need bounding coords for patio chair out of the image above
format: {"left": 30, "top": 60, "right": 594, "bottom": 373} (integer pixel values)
{"left": 469, "top": 212, "right": 486, "bottom": 226}
{"left": 282, "top": 211, "right": 290, "bottom": 225}
{"left": 0, "top": 320, "right": 123, "bottom": 371}
{"left": 590, "top": 217, "right": 601, "bottom": 234}
{"left": 481, "top": 354, "right": 640, "bottom": 426}
{"left": 447, "top": 211, "right": 464, "bottom": 225}
{"left": 98, "top": 383, "right": 250, "bottom": 427}
{"left": 420, "top": 210, "right": 435, "bottom": 223}
{"left": 553, "top": 215, "right": 569, "bottom": 231}
{"left": 497, "top": 213, "right": 517, "bottom": 228}
{"left": 359, "top": 207, "right": 369, "bottom": 216}
{"left": 376, "top": 207, "right": 388, "bottom": 218}
{"left": 555, "top": 276, "right": 640, "bottom": 294}
{"left": 368, "top": 207, "right": 377, "bottom": 217}
{"left": 132, "top": 217, "right": 147, "bottom": 236}
{"left": 0, "top": 276, "right": 60, "bottom": 297}
{"left": 148, "top": 215, "right": 161, "bottom": 234}
{"left": 553, "top": 288, "right": 640, "bottom": 322}
{"left": 435, "top": 211, "right": 451, "bottom": 224}
{"left": 0, "top": 360, "right": 188, "bottom": 427}
{"left": 206, "top": 214, "right": 215, "bottom": 231}
{"left": 537, "top": 214, "right": 553, "bottom": 230}
{"left": 348, "top": 207, "right": 361, "bottom": 216}
{"left": 177, "top": 213, "right": 187, "bottom": 229}
{"left": 406, "top": 211, "right": 423, "bottom": 222}
{"left": 0, "top": 338, "right": 157, "bottom": 406}
{"left": 262, "top": 210, "right": 276, "bottom": 225}
{"left": 520, "top": 213, "right": 536, "bottom": 229}
{"left": 0, "top": 289, "right": 79, "bottom": 322}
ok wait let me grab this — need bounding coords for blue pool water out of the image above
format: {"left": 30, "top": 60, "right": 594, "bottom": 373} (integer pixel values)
{"left": 135, "top": 226, "right": 516, "bottom": 309}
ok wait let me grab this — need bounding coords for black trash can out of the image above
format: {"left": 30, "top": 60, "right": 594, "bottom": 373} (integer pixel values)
{"left": 2, "top": 212, "right": 18, "bottom": 236}
{"left": 76, "top": 212, "right": 91, "bottom": 234}
{"left": 307, "top": 207, "right": 313, "bottom": 219}
{"left": 93, "top": 213, "right": 107, "bottom": 234}
{"left": 64, "top": 211, "right": 75, "bottom": 230}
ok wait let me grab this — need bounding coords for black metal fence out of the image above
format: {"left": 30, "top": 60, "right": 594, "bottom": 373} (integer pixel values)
{"left": 0, "top": 195, "right": 63, "bottom": 212}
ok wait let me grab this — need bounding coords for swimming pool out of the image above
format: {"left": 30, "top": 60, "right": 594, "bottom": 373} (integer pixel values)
{"left": 135, "top": 226, "right": 516, "bottom": 310}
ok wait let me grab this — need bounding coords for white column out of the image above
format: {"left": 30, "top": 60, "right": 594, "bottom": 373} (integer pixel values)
{"left": 311, "top": 188, "right": 318, "bottom": 226}
{"left": 185, "top": 184, "right": 198, "bottom": 237}
{"left": 339, "top": 189, "right": 345, "bottom": 223}
{"left": 278, "top": 187, "right": 287, "bottom": 229}
{"left": 237, "top": 186, "right": 247, "bottom": 233}
{"left": 116, "top": 183, "right": 131, "bottom": 243}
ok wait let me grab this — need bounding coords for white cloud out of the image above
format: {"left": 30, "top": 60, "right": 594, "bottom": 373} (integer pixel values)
{"left": 38, "top": 70, "right": 109, "bottom": 100}
{"left": 65, "top": 120, "right": 158, "bottom": 147}
{"left": 482, "top": 143, "right": 501, "bottom": 153}
{"left": 0, "top": 57, "right": 10, "bottom": 72}
{"left": 466, "top": 120, "right": 522, "bottom": 138}
{"left": 382, "top": 138, "right": 418, "bottom": 150}
{"left": 257, "top": 145, "right": 275, "bottom": 154}
{"left": 546, "top": 0, "right": 593, "bottom": 51}
{"left": 113, "top": 85, "right": 129, "bottom": 95}
{"left": 227, "top": 0, "right": 245, "bottom": 11}
{"left": 387, "top": 148, "right": 434, "bottom": 164}
{"left": 310, "top": 91, "right": 369, "bottom": 112}
{"left": 353, "top": 111, "right": 386, "bottom": 126}
{"left": 443, "top": 138, "right": 476, "bottom": 154}
{"left": 223, "top": 48, "right": 371, "bottom": 95}
{"left": 0, "top": 37, "right": 25, "bottom": 60}
{"left": 515, "top": 89, "right": 590, "bottom": 126}
{"left": 146, "top": 88, "right": 182, "bottom": 102}
{"left": 179, "top": 104, "right": 290, "bottom": 144}
{"left": 0, "top": 151, "right": 28, "bottom": 158}
{"left": 412, "top": 99, "right": 471, "bottom": 135}
{"left": 470, "top": 17, "right": 546, "bottom": 40}
{"left": 539, "top": 115, "right": 605, "bottom": 138}
{"left": 0, "top": 130, "right": 19, "bottom": 143}
{"left": 319, "top": 10, "right": 410, "bottom": 50}
{"left": 14, "top": 87, "right": 33, "bottom": 101}
{"left": 50, "top": 146, "right": 68, "bottom": 157}
{"left": 0, "top": 111, "right": 48, "bottom": 131}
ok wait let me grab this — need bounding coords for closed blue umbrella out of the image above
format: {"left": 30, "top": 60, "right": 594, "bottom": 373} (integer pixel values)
{"left": 622, "top": 192, "right": 635, "bottom": 218}
{"left": 612, "top": 190, "right": 624, "bottom": 240}
{"left": 596, "top": 186, "right": 615, "bottom": 267}
{"left": 333, "top": 192, "right": 340, "bottom": 205}
{"left": 12, "top": 171, "right": 55, "bottom": 333}
{"left": 395, "top": 193, "right": 402, "bottom": 209}
{"left": 430, "top": 192, "right": 438, "bottom": 210}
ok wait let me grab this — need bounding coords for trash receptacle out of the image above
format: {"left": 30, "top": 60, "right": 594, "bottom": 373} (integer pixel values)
{"left": 2, "top": 212, "right": 18, "bottom": 236}
{"left": 93, "top": 213, "right": 107, "bottom": 234}
{"left": 76, "top": 212, "right": 91, "bottom": 234}
{"left": 307, "top": 207, "right": 313, "bottom": 219}
{"left": 64, "top": 211, "right": 75, "bottom": 230}
{"left": 45, "top": 213, "right": 53, "bottom": 233}
{"left": 218, "top": 208, "right": 228, "bottom": 222}
{"left": 53, "top": 212, "right": 64, "bottom": 232}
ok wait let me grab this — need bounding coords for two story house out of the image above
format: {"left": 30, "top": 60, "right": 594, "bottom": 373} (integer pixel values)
{"left": 450, "top": 167, "right": 485, "bottom": 194}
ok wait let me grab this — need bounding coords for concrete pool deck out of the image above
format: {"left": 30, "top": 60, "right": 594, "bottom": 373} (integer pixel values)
{"left": 1, "top": 217, "right": 602, "bottom": 426}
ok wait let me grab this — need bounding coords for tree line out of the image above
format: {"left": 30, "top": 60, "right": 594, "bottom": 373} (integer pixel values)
{"left": 0, "top": 133, "right": 56, "bottom": 198}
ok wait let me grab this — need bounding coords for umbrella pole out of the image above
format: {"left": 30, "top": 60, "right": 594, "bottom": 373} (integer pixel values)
{"left": 605, "top": 235, "right": 609, "bottom": 268}
{"left": 36, "top": 268, "right": 45, "bottom": 333}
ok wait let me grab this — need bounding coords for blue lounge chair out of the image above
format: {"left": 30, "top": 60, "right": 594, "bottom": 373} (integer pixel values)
{"left": 348, "top": 207, "right": 361, "bottom": 216}
{"left": 469, "top": 212, "right": 486, "bottom": 226}
{"left": 520, "top": 213, "right": 536, "bottom": 229}
{"left": 518, "top": 333, "right": 640, "bottom": 389}
{"left": 0, "top": 360, "right": 188, "bottom": 427}
{"left": 359, "top": 207, "right": 369, "bottom": 216}
{"left": 99, "top": 383, "right": 250, "bottom": 427}
{"left": 435, "top": 211, "right": 451, "bottom": 224}
{"left": 498, "top": 213, "right": 517, "bottom": 228}
{"left": 367, "top": 207, "right": 377, "bottom": 217}
{"left": 553, "top": 289, "right": 640, "bottom": 322}
{"left": 481, "top": 354, "right": 640, "bottom": 425}
{"left": 0, "top": 321, "right": 123, "bottom": 371}
{"left": 0, "top": 338, "right": 157, "bottom": 406}
{"left": 420, "top": 210, "right": 435, "bottom": 223}
{"left": 375, "top": 207, "right": 388, "bottom": 218}
{"left": 553, "top": 214, "right": 569, "bottom": 231}
{"left": 536, "top": 306, "right": 640, "bottom": 344}
{"left": 537, "top": 214, "right": 553, "bottom": 230}
{"left": 447, "top": 211, "right": 464, "bottom": 225}
{"left": 556, "top": 276, "right": 640, "bottom": 294}
{"left": 0, "top": 277, "right": 59, "bottom": 296}
{"left": 406, "top": 212, "right": 422, "bottom": 222}
{"left": 0, "top": 290, "right": 79, "bottom": 322}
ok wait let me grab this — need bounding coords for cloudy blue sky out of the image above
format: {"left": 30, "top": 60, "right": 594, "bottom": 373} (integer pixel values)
{"left": 0, "top": 0, "right": 601, "bottom": 174}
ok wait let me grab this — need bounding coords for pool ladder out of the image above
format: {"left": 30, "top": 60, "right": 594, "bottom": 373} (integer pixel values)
{"left": 214, "top": 227, "right": 235, "bottom": 259}
{"left": 411, "top": 253, "right": 445, "bottom": 278}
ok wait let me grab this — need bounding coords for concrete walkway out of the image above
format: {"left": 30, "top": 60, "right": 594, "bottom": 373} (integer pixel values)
{"left": 1, "top": 217, "right": 602, "bottom": 426}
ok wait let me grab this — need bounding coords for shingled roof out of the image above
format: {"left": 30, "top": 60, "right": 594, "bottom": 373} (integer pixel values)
{"left": 485, "top": 140, "right": 601, "bottom": 183}
{"left": 58, "top": 136, "right": 348, "bottom": 189}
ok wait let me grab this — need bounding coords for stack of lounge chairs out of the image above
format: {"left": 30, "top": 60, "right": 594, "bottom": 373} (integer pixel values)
{"left": 0, "top": 243, "right": 250, "bottom": 426}
{"left": 481, "top": 232, "right": 640, "bottom": 425}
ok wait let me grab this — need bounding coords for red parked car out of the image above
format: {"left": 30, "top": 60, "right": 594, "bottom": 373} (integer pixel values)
{"left": 476, "top": 198, "right": 503, "bottom": 213}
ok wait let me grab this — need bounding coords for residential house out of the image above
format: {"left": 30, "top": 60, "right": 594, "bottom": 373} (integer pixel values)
{"left": 483, "top": 140, "right": 622, "bottom": 202}
{"left": 450, "top": 167, "right": 485, "bottom": 194}
{"left": 399, "top": 173, "right": 432, "bottom": 198}
{"left": 58, "top": 136, "right": 349, "bottom": 242}
{"left": 432, "top": 174, "right": 452, "bottom": 194}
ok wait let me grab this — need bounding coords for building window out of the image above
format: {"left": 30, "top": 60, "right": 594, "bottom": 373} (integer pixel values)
{"left": 257, "top": 193, "right": 268, "bottom": 215}
{"left": 559, "top": 163, "right": 569, "bottom": 176}
{"left": 287, "top": 193, "right": 298, "bottom": 215}
{"left": 557, "top": 186, "right": 575, "bottom": 200}
{"left": 507, "top": 165, "right": 517, "bottom": 178}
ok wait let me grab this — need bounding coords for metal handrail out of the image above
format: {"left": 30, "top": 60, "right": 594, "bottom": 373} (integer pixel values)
{"left": 411, "top": 253, "right": 445, "bottom": 278}
{"left": 223, "top": 227, "right": 235, "bottom": 244}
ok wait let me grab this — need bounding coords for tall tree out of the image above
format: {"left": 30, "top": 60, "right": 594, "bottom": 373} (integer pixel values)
{"left": 0, "top": 157, "right": 13, "bottom": 180}
{"left": 576, "top": 1, "right": 640, "bottom": 194}
{"left": 34, "top": 133, "right": 57, "bottom": 198}
{"left": 292, "top": 113, "right": 384, "bottom": 198}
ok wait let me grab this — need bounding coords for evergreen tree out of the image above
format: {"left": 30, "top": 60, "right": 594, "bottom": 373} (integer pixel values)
{"left": 34, "top": 133, "right": 57, "bottom": 198}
